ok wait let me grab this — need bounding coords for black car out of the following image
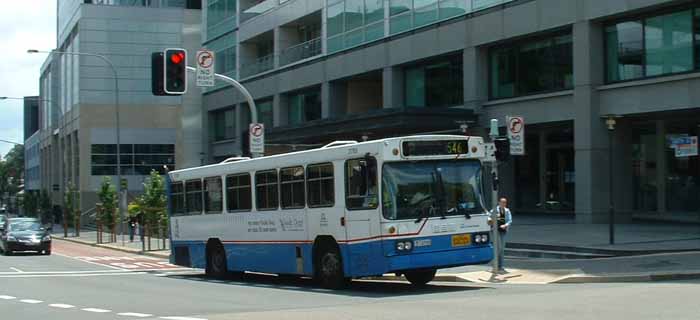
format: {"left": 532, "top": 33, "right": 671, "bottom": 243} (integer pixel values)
{"left": 0, "top": 218, "right": 52, "bottom": 255}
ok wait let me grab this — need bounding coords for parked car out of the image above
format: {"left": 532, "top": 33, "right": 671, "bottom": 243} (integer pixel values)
{"left": 0, "top": 214, "right": 6, "bottom": 232}
{"left": 0, "top": 218, "right": 52, "bottom": 255}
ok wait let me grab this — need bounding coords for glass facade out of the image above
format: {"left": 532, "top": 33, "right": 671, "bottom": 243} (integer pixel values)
{"left": 210, "top": 108, "right": 236, "bottom": 142}
{"left": 490, "top": 32, "right": 573, "bottom": 99}
{"left": 327, "top": 0, "right": 386, "bottom": 53}
{"left": 405, "top": 55, "right": 463, "bottom": 108}
{"left": 606, "top": 8, "right": 700, "bottom": 82}
{"left": 91, "top": 144, "right": 175, "bottom": 176}
{"left": 257, "top": 100, "right": 274, "bottom": 129}
{"left": 204, "top": 32, "right": 237, "bottom": 91}
{"left": 288, "top": 88, "right": 322, "bottom": 126}
{"left": 206, "top": 0, "right": 236, "bottom": 41}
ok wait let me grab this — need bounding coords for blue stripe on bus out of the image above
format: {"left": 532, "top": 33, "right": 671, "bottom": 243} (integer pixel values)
{"left": 172, "top": 234, "right": 493, "bottom": 277}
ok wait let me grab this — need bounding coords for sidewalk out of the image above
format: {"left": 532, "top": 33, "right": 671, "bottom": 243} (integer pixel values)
{"left": 52, "top": 225, "right": 170, "bottom": 259}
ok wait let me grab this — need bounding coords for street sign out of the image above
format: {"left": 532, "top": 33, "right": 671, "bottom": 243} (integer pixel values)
{"left": 195, "top": 49, "right": 215, "bottom": 87}
{"left": 672, "top": 136, "right": 698, "bottom": 157}
{"left": 506, "top": 116, "right": 525, "bottom": 155}
{"left": 249, "top": 123, "right": 265, "bottom": 155}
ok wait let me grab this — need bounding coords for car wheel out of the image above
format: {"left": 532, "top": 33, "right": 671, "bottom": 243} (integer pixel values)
{"left": 404, "top": 269, "right": 437, "bottom": 286}
{"left": 4, "top": 250, "right": 12, "bottom": 256}
{"left": 315, "top": 246, "right": 349, "bottom": 289}
{"left": 43, "top": 250, "right": 51, "bottom": 255}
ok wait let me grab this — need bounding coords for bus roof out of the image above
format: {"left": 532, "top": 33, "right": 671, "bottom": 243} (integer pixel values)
{"left": 169, "top": 135, "right": 483, "bottom": 182}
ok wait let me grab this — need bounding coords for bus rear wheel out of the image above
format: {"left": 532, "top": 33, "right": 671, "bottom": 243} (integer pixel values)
{"left": 405, "top": 269, "right": 437, "bottom": 286}
{"left": 206, "top": 243, "right": 227, "bottom": 279}
{"left": 315, "top": 247, "right": 348, "bottom": 289}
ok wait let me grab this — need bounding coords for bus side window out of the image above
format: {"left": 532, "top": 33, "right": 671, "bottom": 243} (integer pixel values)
{"left": 345, "top": 157, "right": 378, "bottom": 210}
{"left": 170, "top": 182, "right": 185, "bottom": 216}
{"left": 185, "top": 179, "right": 203, "bottom": 215}
{"left": 255, "top": 170, "right": 279, "bottom": 211}
{"left": 226, "top": 173, "right": 252, "bottom": 212}
{"left": 204, "top": 177, "right": 223, "bottom": 214}
{"left": 307, "top": 163, "right": 334, "bottom": 208}
{"left": 281, "top": 166, "right": 305, "bottom": 209}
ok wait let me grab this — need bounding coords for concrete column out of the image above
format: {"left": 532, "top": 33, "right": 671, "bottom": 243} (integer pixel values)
{"left": 273, "top": 27, "right": 281, "bottom": 68}
{"left": 539, "top": 130, "right": 547, "bottom": 206}
{"left": 273, "top": 94, "right": 288, "bottom": 127}
{"left": 463, "top": 46, "right": 487, "bottom": 112}
{"left": 656, "top": 120, "right": 666, "bottom": 215}
{"left": 573, "top": 21, "right": 609, "bottom": 224}
{"left": 382, "top": 67, "right": 404, "bottom": 109}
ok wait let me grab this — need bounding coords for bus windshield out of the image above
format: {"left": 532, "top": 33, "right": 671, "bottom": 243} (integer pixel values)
{"left": 381, "top": 160, "right": 483, "bottom": 220}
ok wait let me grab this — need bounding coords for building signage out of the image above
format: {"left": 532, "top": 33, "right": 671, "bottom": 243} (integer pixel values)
{"left": 249, "top": 123, "right": 265, "bottom": 155}
{"left": 672, "top": 136, "right": 698, "bottom": 157}
{"left": 195, "top": 49, "right": 215, "bottom": 87}
{"left": 507, "top": 116, "right": 525, "bottom": 155}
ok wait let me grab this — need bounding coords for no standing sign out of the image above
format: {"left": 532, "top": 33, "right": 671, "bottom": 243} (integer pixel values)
{"left": 507, "top": 116, "right": 525, "bottom": 155}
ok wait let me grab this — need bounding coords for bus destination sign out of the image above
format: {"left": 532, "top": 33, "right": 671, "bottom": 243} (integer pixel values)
{"left": 402, "top": 140, "right": 469, "bottom": 156}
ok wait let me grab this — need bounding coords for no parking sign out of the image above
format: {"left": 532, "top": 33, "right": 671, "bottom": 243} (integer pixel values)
{"left": 507, "top": 116, "right": 525, "bottom": 155}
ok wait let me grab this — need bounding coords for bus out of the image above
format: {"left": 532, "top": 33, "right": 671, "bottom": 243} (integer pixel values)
{"left": 167, "top": 135, "right": 493, "bottom": 288}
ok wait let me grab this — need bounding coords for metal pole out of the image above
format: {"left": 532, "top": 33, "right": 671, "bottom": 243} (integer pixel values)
{"left": 489, "top": 119, "right": 500, "bottom": 273}
{"left": 609, "top": 127, "right": 615, "bottom": 245}
{"left": 186, "top": 66, "right": 260, "bottom": 158}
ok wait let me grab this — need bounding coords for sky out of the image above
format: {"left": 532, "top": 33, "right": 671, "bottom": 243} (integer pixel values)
{"left": 0, "top": 0, "right": 56, "bottom": 159}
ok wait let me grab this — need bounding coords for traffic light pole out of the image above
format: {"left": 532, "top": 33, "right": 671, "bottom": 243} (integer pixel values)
{"left": 488, "top": 119, "right": 501, "bottom": 274}
{"left": 185, "top": 67, "right": 261, "bottom": 158}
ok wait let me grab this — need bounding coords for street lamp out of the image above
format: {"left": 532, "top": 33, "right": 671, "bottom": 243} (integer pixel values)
{"left": 602, "top": 114, "right": 622, "bottom": 245}
{"left": 28, "top": 48, "right": 126, "bottom": 245}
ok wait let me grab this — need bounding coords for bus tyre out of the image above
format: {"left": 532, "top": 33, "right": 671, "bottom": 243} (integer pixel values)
{"left": 405, "top": 269, "right": 437, "bottom": 286}
{"left": 206, "top": 243, "right": 227, "bottom": 279}
{"left": 316, "top": 247, "right": 348, "bottom": 289}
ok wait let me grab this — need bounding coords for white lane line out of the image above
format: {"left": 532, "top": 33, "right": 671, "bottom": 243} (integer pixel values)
{"left": 9, "top": 267, "right": 24, "bottom": 273}
{"left": 53, "top": 252, "right": 128, "bottom": 271}
{"left": 160, "top": 317, "right": 208, "bottom": 320}
{"left": 0, "top": 272, "right": 147, "bottom": 278}
{"left": 49, "top": 303, "right": 75, "bottom": 309}
{"left": 0, "top": 295, "right": 16, "bottom": 300}
{"left": 117, "top": 312, "right": 154, "bottom": 318}
{"left": 0, "top": 270, "right": 134, "bottom": 275}
{"left": 82, "top": 308, "right": 111, "bottom": 313}
{"left": 20, "top": 299, "right": 43, "bottom": 304}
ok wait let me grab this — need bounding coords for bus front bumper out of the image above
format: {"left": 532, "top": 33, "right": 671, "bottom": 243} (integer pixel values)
{"left": 386, "top": 245, "right": 493, "bottom": 273}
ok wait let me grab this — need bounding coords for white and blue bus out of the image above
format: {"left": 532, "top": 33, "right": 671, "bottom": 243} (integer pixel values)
{"left": 167, "top": 135, "right": 493, "bottom": 288}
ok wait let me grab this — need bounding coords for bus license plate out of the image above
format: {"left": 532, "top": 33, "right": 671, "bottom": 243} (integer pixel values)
{"left": 451, "top": 234, "right": 470, "bottom": 247}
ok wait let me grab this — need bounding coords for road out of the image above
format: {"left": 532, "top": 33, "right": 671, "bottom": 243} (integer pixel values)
{"left": 0, "top": 239, "right": 698, "bottom": 320}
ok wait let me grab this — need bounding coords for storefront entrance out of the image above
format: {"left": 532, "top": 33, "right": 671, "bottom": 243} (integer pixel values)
{"left": 513, "top": 124, "right": 575, "bottom": 214}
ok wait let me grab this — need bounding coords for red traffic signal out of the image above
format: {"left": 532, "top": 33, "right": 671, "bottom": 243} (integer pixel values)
{"left": 170, "top": 52, "right": 184, "bottom": 64}
{"left": 164, "top": 48, "right": 187, "bottom": 95}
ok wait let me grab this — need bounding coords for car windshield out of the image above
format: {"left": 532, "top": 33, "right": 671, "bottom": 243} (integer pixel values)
{"left": 381, "top": 160, "right": 484, "bottom": 220}
{"left": 9, "top": 221, "right": 43, "bottom": 232}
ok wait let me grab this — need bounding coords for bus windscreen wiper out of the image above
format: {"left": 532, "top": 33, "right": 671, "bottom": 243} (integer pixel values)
{"left": 434, "top": 169, "right": 447, "bottom": 219}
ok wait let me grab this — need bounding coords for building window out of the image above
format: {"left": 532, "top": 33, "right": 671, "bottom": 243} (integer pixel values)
{"left": 204, "top": 32, "right": 236, "bottom": 91}
{"left": 226, "top": 173, "right": 252, "bottom": 211}
{"left": 210, "top": 108, "right": 235, "bottom": 142}
{"left": 490, "top": 32, "right": 573, "bottom": 99}
{"left": 346, "top": 157, "right": 378, "bottom": 210}
{"left": 288, "top": 88, "right": 321, "bottom": 126}
{"left": 185, "top": 179, "right": 203, "bottom": 215}
{"left": 606, "top": 8, "right": 700, "bottom": 82}
{"left": 405, "top": 55, "right": 463, "bottom": 108}
{"left": 255, "top": 170, "right": 279, "bottom": 210}
{"left": 170, "top": 181, "right": 186, "bottom": 216}
{"left": 204, "top": 177, "right": 223, "bottom": 214}
{"left": 280, "top": 166, "right": 305, "bottom": 209}
{"left": 91, "top": 144, "right": 174, "bottom": 176}
{"left": 327, "top": 0, "right": 385, "bottom": 53}
{"left": 207, "top": 0, "right": 236, "bottom": 40}
{"left": 307, "top": 163, "right": 334, "bottom": 207}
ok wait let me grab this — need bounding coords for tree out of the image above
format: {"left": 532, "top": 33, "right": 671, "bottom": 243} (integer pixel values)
{"left": 38, "top": 189, "right": 52, "bottom": 225}
{"left": 0, "top": 145, "right": 25, "bottom": 211}
{"left": 22, "top": 191, "right": 39, "bottom": 218}
{"left": 97, "top": 177, "right": 118, "bottom": 242}
{"left": 63, "top": 182, "right": 81, "bottom": 236}
{"left": 139, "top": 170, "right": 168, "bottom": 250}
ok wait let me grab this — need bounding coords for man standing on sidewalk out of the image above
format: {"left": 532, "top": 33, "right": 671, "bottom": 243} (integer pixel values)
{"left": 491, "top": 197, "right": 512, "bottom": 273}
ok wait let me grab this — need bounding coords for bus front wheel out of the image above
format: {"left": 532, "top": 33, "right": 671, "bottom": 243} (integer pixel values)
{"left": 315, "top": 246, "right": 349, "bottom": 289}
{"left": 405, "top": 269, "right": 437, "bottom": 286}
{"left": 206, "top": 243, "right": 228, "bottom": 279}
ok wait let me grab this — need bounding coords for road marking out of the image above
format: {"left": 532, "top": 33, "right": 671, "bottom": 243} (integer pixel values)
{"left": 160, "top": 317, "right": 208, "bottom": 320}
{"left": 117, "top": 312, "right": 154, "bottom": 318}
{"left": 20, "top": 299, "right": 43, "bottom": 304}
{"left": 0, "top": 272, "right": 147, "bottom": 278}
{"left": 9, "top": 267, "right": 24, "bottom": 273}
{"left": 53, "top": 252, "right": 128, "bottom": 271}
{"left": 0, "top": 269, "right": 135, "bottom": 275}
{"left": 0, "top": 295, "right": 16, "bottom": 300}
{"left": 82, "top": 308, "right": 111, "bottom": 313}
{"left": 49, "top": 303, "right": 75, "bottom": 309}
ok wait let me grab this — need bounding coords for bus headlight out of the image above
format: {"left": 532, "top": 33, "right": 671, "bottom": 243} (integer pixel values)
{"left": 481, "top": 234, "right": 488, "bottom": 243}
{"left": 396, "top": 240, "right": 414, "bottom": 252}
{"left": 397, "top": 242, "right": 405, "bottom": 251}
{"left": 404, "top": 241, "right": 412, "bottom": 250}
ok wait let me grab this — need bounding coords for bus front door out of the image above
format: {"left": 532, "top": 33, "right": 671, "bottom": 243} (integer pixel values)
{"left": 344, "top": 157, "right": 381, "bottom": 275}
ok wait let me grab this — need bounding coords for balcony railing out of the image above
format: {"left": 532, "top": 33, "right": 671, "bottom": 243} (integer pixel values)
{"left": 279, "top": 37, "right": 322, "bottom": 66}
{"left": 240, "top": 0, "right": 278, "bottom": 23}
{"left": 240, "top": 54, "right": 275, "bottom": 78}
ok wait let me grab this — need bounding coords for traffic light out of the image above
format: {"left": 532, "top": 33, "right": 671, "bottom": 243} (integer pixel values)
{"left": 151, "top": 48, "right": 187, "bottom": 96}
{"left": 164, "top": 48, "right": 187, "bottom": 94}
{"left": 494, "top": 137, "right": 510, "bottom": 162}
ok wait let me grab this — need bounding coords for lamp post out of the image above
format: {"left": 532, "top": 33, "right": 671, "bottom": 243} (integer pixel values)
{"left": 602, "top": 115, "right": 621, "bottom": 245}
{"left": 28, "top": 49, "right": 125, "bottom": 245}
